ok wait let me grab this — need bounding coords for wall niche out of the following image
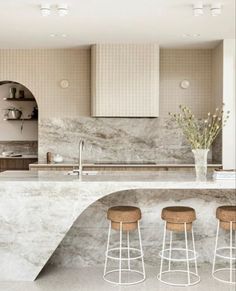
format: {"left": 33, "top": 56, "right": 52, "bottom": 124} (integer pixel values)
{"left": 0, "top": 81, "right": 38, "bottom": 166}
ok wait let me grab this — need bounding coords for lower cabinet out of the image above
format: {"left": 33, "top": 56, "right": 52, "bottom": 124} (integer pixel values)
{"left": 0, "top": 158, "right": 38, "bottom": 172}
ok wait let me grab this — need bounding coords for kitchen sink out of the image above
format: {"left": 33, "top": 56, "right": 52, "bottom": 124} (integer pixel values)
{"left": 67, "top": 170, "right": 98, "bottom": 176}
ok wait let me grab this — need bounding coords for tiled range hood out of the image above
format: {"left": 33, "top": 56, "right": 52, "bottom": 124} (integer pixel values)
{"left": 91, "top": 43, "right": 160, "bottom": 117}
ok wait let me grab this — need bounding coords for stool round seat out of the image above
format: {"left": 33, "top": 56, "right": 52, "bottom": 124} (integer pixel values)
{"left": 162, "top": 206, "right": 196, "bottom": 232}
{"left": 216, "top": 205, "right": 236, "bottom": 231}
{"left": 216, "top": 206, "right": 236, "bottom": 221}
{"left": 107, "top": 206, "right": 141, "bottom": 231}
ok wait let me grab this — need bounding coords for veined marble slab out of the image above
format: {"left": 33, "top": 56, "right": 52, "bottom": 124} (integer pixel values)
{"left": 0, "top": 170, "right": 235, "bottom": 281}
{"left": 38, "top": 117, "right": 221, "bottom": 163}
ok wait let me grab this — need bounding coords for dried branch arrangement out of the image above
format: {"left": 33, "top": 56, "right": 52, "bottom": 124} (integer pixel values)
{"left": 169, "top": 105, "right": 230, "bottom": 149}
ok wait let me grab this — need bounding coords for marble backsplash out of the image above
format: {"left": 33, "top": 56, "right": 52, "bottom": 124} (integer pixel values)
{"left": 39, "top": 117, "right": 221, "bottom": 164}
{"left": 49, "top": 188, "right": 234, "bottom": 268}
{"left": 0, "top": 140, "right": 38, "bottom": 155}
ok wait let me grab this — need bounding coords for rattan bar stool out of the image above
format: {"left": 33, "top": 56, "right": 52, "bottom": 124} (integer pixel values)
{"left": 103, "top": 206, "right": 145, "bottom": 285}
{"left": 212, "top": 205, "right": 236, "bottom": 284}
{"left": 157, "top": 206, "right": 200, "bottom": 287}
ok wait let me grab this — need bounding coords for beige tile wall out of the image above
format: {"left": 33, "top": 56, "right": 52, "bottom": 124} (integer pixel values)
{"left": 160, "top": 49, "right": 213, "bottom": 117}
{"left": 91, "top": 44, "right": 159, "bottom": 117}
{"left": 0, "top": 48, "right": 214, "bottom": 119}
{"left": 212, "top": 42, "right": 223, "bottom": 108}
{"left": 0, "top": 49, "right": 91, "bottom": 118}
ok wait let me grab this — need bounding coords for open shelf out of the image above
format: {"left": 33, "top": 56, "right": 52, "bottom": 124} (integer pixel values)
{"left": 3, "top": 98, "right": 36, "bottom": 101}
{"left": 4, "top": 118, "right": 38, "bottom": 121}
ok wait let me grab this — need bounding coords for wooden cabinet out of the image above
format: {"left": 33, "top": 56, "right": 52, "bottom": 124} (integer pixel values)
{"left": 0, "top": 158, "right": 38, "bottom": 172}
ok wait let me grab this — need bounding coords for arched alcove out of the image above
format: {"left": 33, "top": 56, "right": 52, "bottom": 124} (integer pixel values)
{"left": 0, "top": 80, "right": 38, "bottom": 166}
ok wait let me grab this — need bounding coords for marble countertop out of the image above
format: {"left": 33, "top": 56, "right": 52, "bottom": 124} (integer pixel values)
{"left": 0, "top": 169, "right": 235, "bottom": 281}
{"left": 30, "top": 162, "right": 222, "bottom": 168}
{"left": 0, "top": 170, "right": 234, "bottom": 189}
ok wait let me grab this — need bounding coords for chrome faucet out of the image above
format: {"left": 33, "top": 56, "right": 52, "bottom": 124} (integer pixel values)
{"left": 73, "top": 139, "right": 84, "bottom": 175}
{"left": 78, "top": 139, "right": 84, "bottom": 175}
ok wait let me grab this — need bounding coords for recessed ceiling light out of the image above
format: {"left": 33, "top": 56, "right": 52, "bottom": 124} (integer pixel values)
{"left": 50, "top": 33, "right": 68, "bottom": 38}
{"left": 57, "top": 4, "right": 69, "bottom": 16}
{"left": 182, "top": 33, "right": 200, "bottom": 38}
{"left": 211, "top": 3, "right": 222, "bottom": 16}
{"left": 193, "top": 2, "right": 204, "bottom": 16}
{"left": 40, "top": 4, "right": 51, "bottom": 17}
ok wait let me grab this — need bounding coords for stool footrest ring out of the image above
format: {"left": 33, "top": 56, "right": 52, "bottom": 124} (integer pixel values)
{"left": 104, "top": 269, "right": 145, "bottom": 286}
{"left": 106, "top": 247, "right": 143, "bottom": 261}
{"left": 212, "top": 268, "right": 236, "bottom": 284}
{"left": 157, "top": 270, "right": 200, "bottom": 287}
{"left": 215, "top": 247, "right": 236, "bottom": 260}
{"left": 159, "top": 248, "right": 198, "bottom": 262}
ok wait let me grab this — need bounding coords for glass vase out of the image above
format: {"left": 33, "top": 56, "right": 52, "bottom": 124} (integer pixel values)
{"left": 192, "top": 149, "right": 209, "bottom": 181}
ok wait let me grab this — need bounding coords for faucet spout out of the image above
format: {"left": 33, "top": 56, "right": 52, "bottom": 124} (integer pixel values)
{"left": 78, "top": 139, "right": 84, "bottom": 175}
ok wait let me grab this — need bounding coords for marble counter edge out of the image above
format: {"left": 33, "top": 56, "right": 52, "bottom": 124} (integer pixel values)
{"left": 29, "top": 163, "right": 222, "bottom": 168}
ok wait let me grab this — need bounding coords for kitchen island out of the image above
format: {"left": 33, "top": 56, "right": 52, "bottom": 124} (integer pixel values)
{"left": 0, "top": 170, "right": 235, "bottom": 281}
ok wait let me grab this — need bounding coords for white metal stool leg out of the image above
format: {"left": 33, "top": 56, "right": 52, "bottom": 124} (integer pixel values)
{"left": 127, "top": 231, "right": 131, "bottom": 270}
{"left": 157, "top": 222, "right": 200, "bottom": 287}
{"left": 184, "top": 223, "right": 191, "bottom": 285}
{"left": 159, "top": 221, "right": 167, "bottom": 281}
{"left": 103, "top": 220, "right": 145, "bottom": 285}
{"left": 212, "top": 219, "right": 236, "bottom": 284}
{"left": 191, "top": 226, "right": 198, "bottom": 276}
{"left": 103, "top": 221, "right": 111, "bottom": 277}
{"left": 230, "top": 221, "right": 233, "bottom": 283}
{"left": 168, "top": 231, "right": 172, "bottom": 271}
{"left": 119, "top": 222, "right": 122, "bottom": 284}
{"left": 212, "top": 220, "right": 220, "bottom": 276}
{"left": 138, "top": 221, "right": 146, "bottom": 280}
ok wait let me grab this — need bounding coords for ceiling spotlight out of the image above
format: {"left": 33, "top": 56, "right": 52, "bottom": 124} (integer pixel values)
{"left": 40, "top": 4, "right": 51, "bottom": 17}
{"left": 57, "top": 4, "right": 69, "bottom": 16}
{"left": 193, "top": 2, "right": 204, "bottom": 16}
{"left": 211, "top": 3, "right": 222, "bottom": 16}
{"left": 182, "top": 33, "right": 200, "bottom": 38}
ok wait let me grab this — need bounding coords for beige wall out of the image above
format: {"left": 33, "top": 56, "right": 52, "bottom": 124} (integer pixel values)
{"left": 0, "top": 49, "right": 91, "bottom": 119}
{"left": 160, "top": 49, "right": 213, "bottom": 118}
{"left": 212, "top": 42, "right": 223, "bottom": 108}
{"left": 0, "top": 47, "right": 215, "bottom": 129}
{"left": 91, "top": 43, "right": 159, "bottom": 117}
{"left": 222, "top": 39, "right": 235, "bottom": 169}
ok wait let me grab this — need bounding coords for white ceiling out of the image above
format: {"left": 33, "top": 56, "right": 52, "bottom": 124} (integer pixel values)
{"left": 0, "top": 0, "right": 235, "bottom": 49}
